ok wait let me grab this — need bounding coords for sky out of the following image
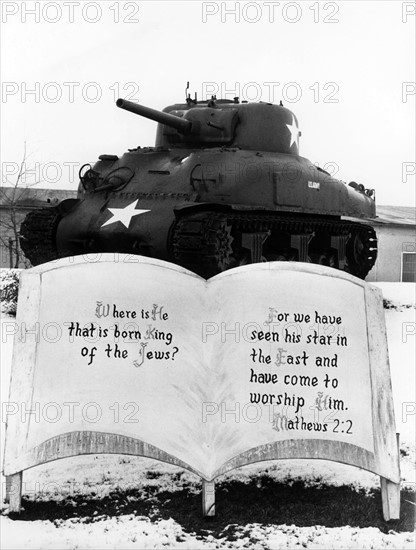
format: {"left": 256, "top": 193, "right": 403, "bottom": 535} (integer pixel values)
{"left": 1, "top": 0, "right": 415, "bottom": 207}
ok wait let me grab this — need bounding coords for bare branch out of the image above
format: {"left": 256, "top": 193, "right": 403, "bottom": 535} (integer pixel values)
{"left": 1, "top": 143, "right": 42, "bottom": 267}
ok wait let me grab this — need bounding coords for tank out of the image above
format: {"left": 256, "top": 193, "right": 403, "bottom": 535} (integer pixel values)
{"left": 20, "top": 95, "right": 377, "bottom": 279}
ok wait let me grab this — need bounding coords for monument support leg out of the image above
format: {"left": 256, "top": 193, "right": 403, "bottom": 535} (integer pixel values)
{"left": 380, "top": 432, "right": 401, "bottom": 521}
{"left": 202, "top": 480, "right": 215, "bottom": 517}
{"left": 6, "top": 472, "right": 23, "bottom": 513}
{"left": 380, "top": 477, "right": 400, "bottom": 521}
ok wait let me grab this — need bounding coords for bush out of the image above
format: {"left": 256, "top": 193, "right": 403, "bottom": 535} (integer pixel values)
{"left": 0, "top": 269, "right": 21, "bottom": 316}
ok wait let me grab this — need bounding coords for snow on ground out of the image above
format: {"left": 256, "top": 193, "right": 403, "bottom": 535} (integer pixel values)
{"left": 1, "top": 517, "right": 415, "bottom": 550}
{"left": 0, "top": 281, "right": 415, "bottom": 549}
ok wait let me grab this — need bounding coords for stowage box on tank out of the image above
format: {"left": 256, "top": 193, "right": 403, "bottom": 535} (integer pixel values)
{"left": 20, "top": 94, "right": 377, "bottom": 279}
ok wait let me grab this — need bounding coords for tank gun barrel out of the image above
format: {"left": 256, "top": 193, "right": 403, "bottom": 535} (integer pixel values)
{"left": 116, "top": 98, "right": 192, "bottom": 135}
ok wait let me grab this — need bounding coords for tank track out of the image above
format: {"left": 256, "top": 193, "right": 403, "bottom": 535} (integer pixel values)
{"left": 171, "top": 211, "right": 377, "bottom": 280}
{"left": 19, "top": 207, "right": 61, "bottom": 266}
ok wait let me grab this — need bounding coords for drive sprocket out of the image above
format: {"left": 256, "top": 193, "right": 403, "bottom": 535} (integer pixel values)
{"left": 19, "top": 207, "right": 60, "bottom": 266}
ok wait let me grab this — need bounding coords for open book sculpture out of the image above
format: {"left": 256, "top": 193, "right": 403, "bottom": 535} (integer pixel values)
{"left": 3, "top": 256, "right": 400, "bottom": 519}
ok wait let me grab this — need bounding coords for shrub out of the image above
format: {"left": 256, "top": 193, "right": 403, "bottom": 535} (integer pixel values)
{"left": 0, "top": 269, "right": 21, "bottom": 316}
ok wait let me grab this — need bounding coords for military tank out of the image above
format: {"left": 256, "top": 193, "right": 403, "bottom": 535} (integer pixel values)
{"left": 20, "top": 94, "right": 377, "bottom": 279}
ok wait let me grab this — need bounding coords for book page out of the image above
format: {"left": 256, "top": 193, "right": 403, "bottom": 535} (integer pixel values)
{"left": 5, "top": 257, "right": 389, "bottom": 483}
{"left": 204, "top": 263, "right": 374, "bottom": 478}
{"left": 20, "top": 256, "right": 211, "bottom": 476}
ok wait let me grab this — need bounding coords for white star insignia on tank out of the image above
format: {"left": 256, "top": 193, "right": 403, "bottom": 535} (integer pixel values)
{"left": 286, "top": 115, "right": 300, "bottom": 148}
{"left": 101, "top": 200, "right": 150, "bottom": 229}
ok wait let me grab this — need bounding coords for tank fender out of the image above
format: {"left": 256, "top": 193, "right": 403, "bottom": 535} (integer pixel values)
{"left": 55, "top": 198, "right": 81, "bottom": 216}
{"left": 173, "top": 202, "right": 232, "bottom": 218}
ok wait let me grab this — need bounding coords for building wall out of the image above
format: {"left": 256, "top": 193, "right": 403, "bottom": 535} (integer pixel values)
{"left": 366, "top": 225, "right": 416, "bottom": 282}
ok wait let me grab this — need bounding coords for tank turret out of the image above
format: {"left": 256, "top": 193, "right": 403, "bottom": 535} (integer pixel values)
{"left": 20, "top": 94, "right": 378, "bottom": 280}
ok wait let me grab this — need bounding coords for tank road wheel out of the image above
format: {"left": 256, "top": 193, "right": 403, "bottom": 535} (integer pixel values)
{"left": 345, "top": 226, "right": 377, "bottom": 279}
{"left": 19, "top": 207, "right": 61, "bottom": 266}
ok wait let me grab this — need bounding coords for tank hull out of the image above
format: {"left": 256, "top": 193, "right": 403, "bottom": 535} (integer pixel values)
{"left": 21, "top": 148, "right": 377, "bottom": 279}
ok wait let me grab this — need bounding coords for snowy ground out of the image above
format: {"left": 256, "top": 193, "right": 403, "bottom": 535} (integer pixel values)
{"left": 0, "top": 282, "right": 415, "bottom": 549}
